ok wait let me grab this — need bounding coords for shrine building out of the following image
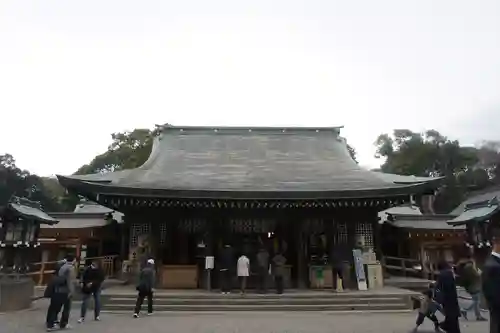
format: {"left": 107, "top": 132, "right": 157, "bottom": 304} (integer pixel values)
{"left": 57, "top": 125, "right": 442, "bottom": 289}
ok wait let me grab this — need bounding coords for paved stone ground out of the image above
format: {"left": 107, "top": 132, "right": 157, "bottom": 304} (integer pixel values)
{"left": 0, "top": 299, "right": 489, "bottom": 333}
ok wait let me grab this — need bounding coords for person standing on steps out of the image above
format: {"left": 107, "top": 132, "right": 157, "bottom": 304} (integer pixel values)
{"left": 330, "top": 244, "right": 345, "bottom": 292}
{"left": 482, "top": 226, "right": 500, "bottom": 333}
{"left": 272, "top": 252, "right": 287, "bottom": 294}
{"left": 256, "top": 247, "right": 269, "bottom": 294}
{"left": 78, "top": 260, "right": 105, "bottom": 323}
{"left": 219, "top": 244, "right": 233, "bottom": 294}
{"left": 133, "top": 258, "right": 156, "bottom": 318}
{"left": 237, "top": 253, "right": 250, "bottom": 295}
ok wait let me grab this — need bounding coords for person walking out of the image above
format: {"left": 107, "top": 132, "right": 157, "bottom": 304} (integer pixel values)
{"left": 436, "top": 261, "right": 461, "bottom": 333}
{"left": 133, "top": 258, "right": 156, "bottom": 318}
{"left": 237, "top": 253, "right": 250, "bottom": 295}
{"left": 47, "top": 255, "right": 77, "bottom": 331}
{"left": 412, "top": 288, "right": 441, "bottom": 332}
{"left": 459, "top": 256, "right": 486, "bottom": 321}
{"left": 78, "top": 260, "right": 105, "bottom": 323}
{"left": 219, "top": 244, "right": 233, "bottom": 294}
{"left": 482, "top": 227, "right": 500, "bottom": 333}
{"left": 256, "top": 247, "right": 269, "bottom": 294}
{"left": 44, "top": 259, "right": 66, "bottom": 330}
{"left": 272, "top": 252, "right": 287, "bottom": 294}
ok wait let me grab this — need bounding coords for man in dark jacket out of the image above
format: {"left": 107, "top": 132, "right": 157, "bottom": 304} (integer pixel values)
{"left": 45, "top": 259, "right": 66, "bottom": 330}
{"left": 219, "top": 244, "right": 233, "bottom": 294}
{"left": 256, "top": 247, "right": 270, "bottom": 294}
{"left": 133, "top": 258, "right": 156, "bottom": 317}
{"left": 436, "top": 261, "right": 461, "bottom": 333}
{"left": 330, "top": 244, "right": 346, "bottom": 291}
{"left": 78, "top": 260, "right": 105, "bottom": 323}
{"left": 46, "top": 256, "right": 77, "bottom": 331}
{"left": 482, "top": 227, "right": 500, "bottom": 333}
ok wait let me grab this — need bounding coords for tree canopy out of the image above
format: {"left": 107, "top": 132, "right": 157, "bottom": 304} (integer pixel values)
{"left": 76, "top": 128, "right": 155, "bottom": 175}
{"left": 374, "top": 129, "right": 500, "bottom": 213}
{"left": 0, "top": 154, "right": 71, "bottom": 211}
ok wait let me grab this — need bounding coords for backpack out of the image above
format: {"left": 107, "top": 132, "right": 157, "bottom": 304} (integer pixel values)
{"left": 43, "top": 274, "right": 66, "bottom": 298}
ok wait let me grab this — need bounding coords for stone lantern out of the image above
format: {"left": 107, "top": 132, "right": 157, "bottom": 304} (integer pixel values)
{"left": 0, "top": 196, "right": 58, "bottom": 312}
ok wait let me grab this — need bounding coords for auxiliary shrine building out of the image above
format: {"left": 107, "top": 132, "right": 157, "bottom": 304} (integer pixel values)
{"left": 57, "top": 125, "right": 441, "bottom": 289}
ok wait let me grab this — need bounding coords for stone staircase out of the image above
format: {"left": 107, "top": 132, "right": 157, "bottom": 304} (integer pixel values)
{"left": 100, "top": 288, "right": 416, "bottom": 313}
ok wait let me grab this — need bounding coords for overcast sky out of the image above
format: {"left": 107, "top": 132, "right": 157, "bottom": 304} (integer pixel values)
{"left": 1, "top": 0, "right": 499, "bottom": 176}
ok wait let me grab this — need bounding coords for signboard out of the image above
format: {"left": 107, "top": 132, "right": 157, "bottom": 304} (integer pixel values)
{"left": 352, "top": 249, "right": 368, "bottom": 291}
{"left": 205, "top": 256, "right": 214, "bottom": 270}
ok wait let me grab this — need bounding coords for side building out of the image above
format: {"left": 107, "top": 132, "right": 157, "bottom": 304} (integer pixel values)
{"left": 380, "top": 205, "right": 466, "bottom": 280}
{"left": 57, "top": 125, "right": 442, "bottom": 289}
{"left": 447, "top": 185, "right": 500, "bottom": 264}
{"left": 34, "top": 201, "right": 124, "bottom": 284}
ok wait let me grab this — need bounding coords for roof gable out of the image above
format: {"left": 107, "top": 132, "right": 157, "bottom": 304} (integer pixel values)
{"left": 57, "top": 126, "right": 441, "bottom": 199}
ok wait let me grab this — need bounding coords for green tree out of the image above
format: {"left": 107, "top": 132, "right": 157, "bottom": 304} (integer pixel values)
{"left": 0, "top": 154, "right": 67, "bottom": 211}
{"left": 375, "top": 129, "right": 478, "bottom": 177}
{"left": 75, "top": 128, "right": 154, "bottom": 174}
{"left": 374, "top": 129, "right": 483, "bottom": 213}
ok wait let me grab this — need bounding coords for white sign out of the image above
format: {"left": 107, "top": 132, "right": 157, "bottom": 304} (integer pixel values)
{"left": 352, "top": 249, "right": 368, "bottom": 291}
{"left": 205, "top": 256, "right": 214, "bottom": 270}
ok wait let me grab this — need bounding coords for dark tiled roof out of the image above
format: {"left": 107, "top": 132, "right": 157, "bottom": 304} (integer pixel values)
{"left": 450, "top": 186, "right": 500, "bottom": 215}
{"left": 387, "top": 214, "right": 464, "bottom": 230}
{"left": 57, "top": 126, "right": 440, "bottom": 199}
{"left": 41, "top": 213, "right": 108, "bottom": 229}
{"left": 371, "top": 173, "right": 442, "bottom": 184}
{"left": 378, "top": 205, "right": 422, "bottom": 223}
{"left": 3, "top": 196, "right": 58, "bottom": 225}
{"left": 447, "top": 197, "right": 499, "bottom": 226}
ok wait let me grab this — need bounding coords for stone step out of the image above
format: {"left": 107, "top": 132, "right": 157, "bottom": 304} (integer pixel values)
{"left": 102, "top": 303, "right": 410, "bottom": 312}
{"left": 105, "top": 296, "right": 406, "bottom": 306}
{"left": 102, "top": 292, "right": 410, "bottom": 300}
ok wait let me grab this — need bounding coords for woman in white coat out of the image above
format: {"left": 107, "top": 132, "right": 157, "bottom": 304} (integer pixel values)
{"left": 237, "top": 254, "right": 250, "bottom": 295}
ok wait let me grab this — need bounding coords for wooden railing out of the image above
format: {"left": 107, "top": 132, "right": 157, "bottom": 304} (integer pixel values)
{"left": 383, "top": 255, "right": 439, "bottom": 280}
{"left": 28, "top": 255, "right": 119, "bottom": 286}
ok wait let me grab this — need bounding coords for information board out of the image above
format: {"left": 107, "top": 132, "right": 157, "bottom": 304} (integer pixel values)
{"left": 205, "top": 256, "right": 214, "bottom": 270}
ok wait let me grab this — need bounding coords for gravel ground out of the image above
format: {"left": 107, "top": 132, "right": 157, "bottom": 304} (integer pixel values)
{"left": 0, "top": 299, "right": 490, "bottom": 333}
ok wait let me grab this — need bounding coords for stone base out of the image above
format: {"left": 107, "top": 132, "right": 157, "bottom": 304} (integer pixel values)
{"left": 0, "top": 276, "right": 34, "bottom": 312}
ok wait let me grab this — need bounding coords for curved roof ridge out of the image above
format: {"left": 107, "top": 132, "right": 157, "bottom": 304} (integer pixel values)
{"left": 157, "top": 124, "right": 344, "bottom": 133}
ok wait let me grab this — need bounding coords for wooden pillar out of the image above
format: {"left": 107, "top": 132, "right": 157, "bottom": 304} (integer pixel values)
{"left": 420, "top": 242, "right": 428, "bottom": 278}
{"left": 120, "top": 222, "right": 127, "bottom": 261}
{"left": 296, "top": 217, "right": 307, "bottom": 289}
{"left": 75, "top": 239, "right": 82, "bottom": 270}
{"left": 98, "top": 238, "right": 104, "bottom": 257}
{"left": 346, "top": 215, "right": 357, "bottom": 288}
{"left": 38, "top": 250, "right": 49, "bottom": 286}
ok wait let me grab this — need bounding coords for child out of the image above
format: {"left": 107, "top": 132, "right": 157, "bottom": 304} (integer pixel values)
{"left": 413, "top": 289, "right": 441, "bottom": 332}
{"left": 428, "top": 281, "right": 444, "bottom": 315}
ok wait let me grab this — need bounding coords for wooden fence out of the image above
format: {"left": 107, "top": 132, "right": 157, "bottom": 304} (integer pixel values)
{"left": 28, "top": 255, "right": 119, "bottom": 286}
{"left": 383, "top": 255, "right": 439, "bottom": 280}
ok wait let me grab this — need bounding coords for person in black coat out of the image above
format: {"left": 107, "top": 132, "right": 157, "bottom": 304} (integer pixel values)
{"left": 133, "top": 258, "right": 156, "bottom": 317}
{"left": 78, "top": 260, "right": 105, "bottom": 323}
{"left": 330, "top": 244, "right": 346, "bottom": 291}
{"left": 219, "top": 244, "right": 233, "bottom": 294}
{"left": 436, "top": 261, "right": 461, "bottom": 333}
{"left": 482, "top": 227, "right": 500, "bottom": 333}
